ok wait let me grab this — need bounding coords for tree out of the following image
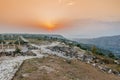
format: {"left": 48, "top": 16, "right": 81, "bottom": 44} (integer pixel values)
{"left": 108, "top": 53, "right": 115, "bottom": 59}
{"left": 77, "top": 44, "right": 81, "bottom": 48}
{"left": 91, "top": 46, "right": 97, "bottom": 54}
{"left": 97, "top": 52, "right": 105, "bottom": 56}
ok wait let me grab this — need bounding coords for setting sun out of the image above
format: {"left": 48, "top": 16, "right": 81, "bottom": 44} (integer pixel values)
{"left": 42, "top": 22, "right": 57, "bottom": 31}
{"left": 34, "top": 20, "right": 69, "bottom": 31}
{"left": 0, "top": 0, "right": 120, "bottom": 79}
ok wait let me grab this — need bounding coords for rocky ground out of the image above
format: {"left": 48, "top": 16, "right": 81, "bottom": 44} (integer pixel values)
{"left": 0, "top": 42, "right": 61, "bottom": 80}
{"left": 0, "top": 41, "right": 120, "bottom": 80}
{"left": 0, "top": 53, "right": 44, "bottom": 80}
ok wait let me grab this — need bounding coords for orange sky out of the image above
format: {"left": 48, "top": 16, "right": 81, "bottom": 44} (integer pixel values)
{"left": 0, "top": 0, "right": 120, "bottom": 22}
{"left": 0, "top": 0, "right": 120, "bottom": 37}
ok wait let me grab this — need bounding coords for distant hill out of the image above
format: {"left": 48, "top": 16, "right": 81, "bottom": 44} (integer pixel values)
{"left": 0, "top": 34, "right": 65, "bottom": 40}
{"left": 73, "top": 35, "right": 120, "bottom": 56}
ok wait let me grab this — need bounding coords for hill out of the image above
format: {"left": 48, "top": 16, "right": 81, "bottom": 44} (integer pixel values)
{"left": 73, "top": 35, "right": 120, "bottom": 57}
{"left": 13, "top": 56, "right": 120, "bottom": 80}
{"left": 1, "top": 35, "right": 120, "bottom": 80}
{"left": 0, "top": 34, "right": 65, "bottom": 40}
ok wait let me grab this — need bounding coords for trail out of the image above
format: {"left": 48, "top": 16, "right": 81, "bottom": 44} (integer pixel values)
{"left": 31, "top": 42, "right": 71, "bottom": 59}
{"left": 0, "top": 51, "right": 44, "bottom": 80}
{"left": 0, "top": 42, "right": 60, "bottom": 80}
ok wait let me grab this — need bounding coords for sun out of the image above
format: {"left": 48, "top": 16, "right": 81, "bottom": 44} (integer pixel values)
{"left": 44, "top": 22, "right": 55, "bottom": 29}
{"left": 34, "top": 19, "right": 68, "bottom": 31}
{"left": 41, "top": 21, "right": 58, "bottom": 31}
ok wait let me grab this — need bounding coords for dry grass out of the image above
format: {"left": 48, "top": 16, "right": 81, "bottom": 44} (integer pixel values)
{"left": 13, "top": 56, "right": 120, "bottom": 80}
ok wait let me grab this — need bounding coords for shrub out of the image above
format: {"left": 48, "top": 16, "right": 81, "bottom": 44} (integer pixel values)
{"left": 108, "top": 53, "right": 116, "bottom": 59}
{"left": 102, "top": 58, "right": 114, "bottom": 64}
{"left": 15, "top": 47, "right": 21, "bottom": 53}
{"left": 91, "top": 46, "right": 97, "bottom": 54}
{"left": 66, "top": 59, "right": 72, "bottom": 64}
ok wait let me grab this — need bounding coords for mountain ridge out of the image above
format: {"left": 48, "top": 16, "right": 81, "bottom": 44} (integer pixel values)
{"left": 72, "top": 35, "right": 120, "bottom": 57}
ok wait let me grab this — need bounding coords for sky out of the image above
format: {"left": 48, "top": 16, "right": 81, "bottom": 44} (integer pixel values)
{"left": 0, "top": 0, "right": 120, "bottom": 38}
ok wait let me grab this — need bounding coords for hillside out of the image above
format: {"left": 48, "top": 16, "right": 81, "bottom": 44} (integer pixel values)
{"left": 13, "top": 56, "right": 120, "bottom": 80}
{"left": 73, "top": 35, "right": 120, "bottom": 57}
{"left": 1, "top": 34, "right": 120, "bottom": 80}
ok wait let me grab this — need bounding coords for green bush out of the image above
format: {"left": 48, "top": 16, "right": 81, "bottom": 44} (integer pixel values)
{"left": 15, "top": 47, "right": 21, "bottom": 53}
{"left": 108, "top": 53, "right": 116, "bottom": 59}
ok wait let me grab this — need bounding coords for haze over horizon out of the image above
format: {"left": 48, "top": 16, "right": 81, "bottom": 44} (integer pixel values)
{"left": 0, "top": 0, "right": 120, "bottom": 38}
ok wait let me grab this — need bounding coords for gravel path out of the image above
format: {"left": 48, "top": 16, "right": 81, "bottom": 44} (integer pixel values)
{"left": 31, "top": 42, "right": 69, "bottom": 58}
{"left": 0, "top": 50, "right": 44, "bottom": 80}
